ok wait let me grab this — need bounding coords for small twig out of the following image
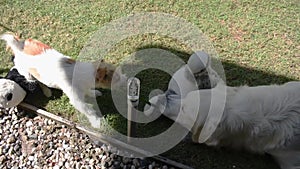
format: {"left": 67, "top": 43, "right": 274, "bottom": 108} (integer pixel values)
{"left": 0, "top": 23, "right": 16, "bottom": 33}
{"left": 0, "top": 23, "right": 22, "bottom": 39}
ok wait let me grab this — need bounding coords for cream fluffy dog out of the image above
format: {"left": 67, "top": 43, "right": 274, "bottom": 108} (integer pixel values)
{"left": 180, "top": 81, "right": 300, "bottom": 169}
{"left": 1, "top": 33, "right": 127, "bottom": 128}
{"left": 143, "top": 51, "right": 300, "bottom": 168}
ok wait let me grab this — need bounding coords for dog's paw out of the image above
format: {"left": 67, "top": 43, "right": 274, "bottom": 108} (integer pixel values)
{"left": 88, "top": 89, "right": 102, "bottom": 97}
{"left": 94, "top": 90, "right": 102, "bottom": 97}
{"left": 83, "top": 107, "right": 102, "bottom": 128}
{"left": 87, "top": 115, "right": 102, "bottom": 129}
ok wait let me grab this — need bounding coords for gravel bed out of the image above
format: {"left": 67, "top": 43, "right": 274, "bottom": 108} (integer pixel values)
{"left": 0, "top": 108, "right": 178, "bottom": 169}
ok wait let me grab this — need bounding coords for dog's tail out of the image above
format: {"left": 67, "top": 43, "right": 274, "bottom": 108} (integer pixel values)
{"left": 0, "top": 33, "right": 24, "bottom": 55}
{"left": 1, "top": 33, "right": 52, "bottom": 57}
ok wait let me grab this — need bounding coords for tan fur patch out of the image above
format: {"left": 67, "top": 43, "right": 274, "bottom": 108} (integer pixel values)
{"left": 28, "top": 68, "right": 41, "bottom": 80}
{"left": 23, "top": 38, "right": 51, "bottom": 55}
{"left": 94, "top": 60, "right": 117, "bottom": 89}
{"left": 95, "top": 67, "right": 107, "bottom": 82}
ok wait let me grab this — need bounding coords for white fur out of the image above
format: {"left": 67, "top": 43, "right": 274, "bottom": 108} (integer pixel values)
{"left": 181, "top": 81, "right": 300, "bottom": 169}
{"left": 1, "top": 34, "right": 127, "bottom": 128}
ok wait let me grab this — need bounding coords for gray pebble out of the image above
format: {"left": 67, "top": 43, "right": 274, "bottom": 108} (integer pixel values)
{"left": 7, "top": 135, "right": 15, "bottom": 144}
{"left": 28, "top": 134, "right": 38, "bottom": 139}
{"left": 162, "top": 165, "right": 168, "bottom": 169}
{"left": 28, "top": 156, "right": 35, "bottom": 161}
{"left": 113, "top": 160, "right": 120, "bottom": 165}
{"left": 132, "top": 158, "right": 140, "bottom": 167}
{"left": 0, "top": 155, "right": 6, "bottom": 163}
{"left": 0, "top": 119, "right": 5, "bottom": 124}
{"left": 122, "top": 157, "right": 130, "bottom": 164}
{"left": 14, "top": 144, "right": 21, "bottom": 151}
{"left": 25, "top": 121, "right": 33, "bottom": 127}
{"left": 53, "top": 165, "right": 60, "bottom": 169}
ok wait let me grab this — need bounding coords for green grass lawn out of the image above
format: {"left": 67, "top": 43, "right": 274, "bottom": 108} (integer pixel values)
{"left": 0, "top": 0, "right": 299, "bottom": 168}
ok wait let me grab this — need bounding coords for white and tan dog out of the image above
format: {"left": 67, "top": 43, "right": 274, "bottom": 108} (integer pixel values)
{"left": 180, "top": 81, "right": 300, "bottom": 169}
{"left": 1, "top": 33, "right": 127, "bottom": 128}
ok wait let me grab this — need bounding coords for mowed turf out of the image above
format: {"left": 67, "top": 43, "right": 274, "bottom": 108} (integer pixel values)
{"left": 0, "top": 0, "right": 299, "bottom": 168}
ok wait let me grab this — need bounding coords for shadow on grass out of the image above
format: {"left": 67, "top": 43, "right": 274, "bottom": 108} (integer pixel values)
{"left": 23, "top": 88, "right": 63, "bottom": 110}
{"left": 0, "top": 68, "right": 10, "bottom": 75}
{"left": 96, "top": 47, "right": 295, "bottom": 169}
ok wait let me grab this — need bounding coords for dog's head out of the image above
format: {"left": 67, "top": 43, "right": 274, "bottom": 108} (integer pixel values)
{"left": 0, "top": 79, "right": 26, "bottom": 109}
{"left": 95, "top": 61, "right": 127, "bottom": 89}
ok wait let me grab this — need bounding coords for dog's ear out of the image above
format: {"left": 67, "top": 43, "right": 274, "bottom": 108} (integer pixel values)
{"left": 95, "top": 67, "right": 107, "bottom": 82}
{"left": 28, "top": 68, "right": 41, "bottom": 80}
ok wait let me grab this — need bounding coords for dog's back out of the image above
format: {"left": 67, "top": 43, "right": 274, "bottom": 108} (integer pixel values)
{"left": 222, "top": 82, "right": 300, "bottom": 152}
{"left": 183, "top": 82, "right": 300, "bottom": 168}
{"left": 183, "top": 82, "right": 300, "bottom": 151}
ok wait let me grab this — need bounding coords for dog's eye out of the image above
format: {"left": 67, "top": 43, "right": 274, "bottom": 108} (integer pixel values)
{"left": 6, "top": 93, "right": 13, "bottom": 101}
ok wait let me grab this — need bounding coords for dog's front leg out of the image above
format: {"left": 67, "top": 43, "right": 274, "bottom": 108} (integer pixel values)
{"left": 64, "top": 88, "right": 102, "bottom": 128}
